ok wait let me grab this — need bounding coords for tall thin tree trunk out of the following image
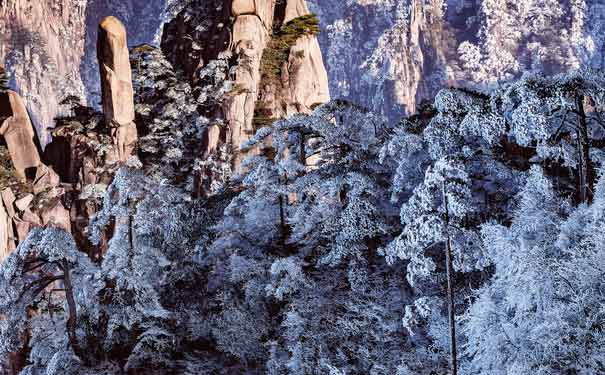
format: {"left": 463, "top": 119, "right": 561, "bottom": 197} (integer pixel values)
{"left": 442, "top": 181, "right": 458, "bottom": 375}
{"left": 577, "top": 95, "right": 592, "bottom": 203}
{"left": 63, "top": 261, "right": 85, "bottom": 361}
{"left": 278, "top": 175, "right": 287, "bottom": 239}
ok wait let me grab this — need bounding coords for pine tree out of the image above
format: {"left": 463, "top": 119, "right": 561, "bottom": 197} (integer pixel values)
{"left": 499, "top": 70, "right": 605, "bottom": 203}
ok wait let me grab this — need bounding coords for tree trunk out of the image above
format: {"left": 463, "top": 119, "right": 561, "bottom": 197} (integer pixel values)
{"left": 442, "top": 181, "right": 458, "bottom": 375}
{"left": 63, "top": 261, "right": 85, "bottom": 361}
{"left": 576, "top": 95, "right": 592, "bottom": 203}
{"left": 278, "top": 175, "right": 287, "bottom": 239}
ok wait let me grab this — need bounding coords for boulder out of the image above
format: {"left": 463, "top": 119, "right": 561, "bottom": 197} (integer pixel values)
{"left": 33, "top": 165, "right": 61, "bottom": 194}
{"left": 0, "top": 90, "right": 42, "bottom": 179}
{"left": 97, "top": 16, "right": 138, "bottom": 162}
{"left": 13, "top": 218, "right": 31, "bottom": 243}
{"left": 1, "top": 188, "right": 16, "bottom": 218}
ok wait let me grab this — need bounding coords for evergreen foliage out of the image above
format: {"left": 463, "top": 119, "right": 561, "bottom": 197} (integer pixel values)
{"left": 260, "top": 14, "right": 320, "bottom": 84}
{"left": 0, "top": 146, "right": 31, "bottom": 193}
{"left": 3, "top": 64, "right": 605, "bottom": 374}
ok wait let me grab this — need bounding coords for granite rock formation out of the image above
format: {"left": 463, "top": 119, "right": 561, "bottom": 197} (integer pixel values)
{"left": 308, "top": 0, "right": 605, "bottom": 119}
{"left": 0, "top": 90, "right": 69, "bottom": 263}
{"left": 0, "top": 90, "right": 42, "bottom": 179}
{"left": 97, "top": 16, "right": 138, "bottom": 162}
{"left": 162, "top": 0, "right": 330, "bottom": 169}
{"left": 0, "top": 0, "right": 166, "bottom": 147}
{"left": 4, "top": 0, "right": 605, "bottom": 137}
{"left": 0, "top": 0, "right": 88, "bottom": 145}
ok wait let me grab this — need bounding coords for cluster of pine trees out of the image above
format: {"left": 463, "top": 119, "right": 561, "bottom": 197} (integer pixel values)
{"left": 2, "top": 68, "right": 605, "bottom": 374}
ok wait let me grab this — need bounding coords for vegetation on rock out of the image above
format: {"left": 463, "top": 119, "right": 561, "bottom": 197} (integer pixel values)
{"left": 260, "top": 14, "right": 320, "bottom": 85}
{"left": 0, "top": 146, "right": 31, "bottom": 193}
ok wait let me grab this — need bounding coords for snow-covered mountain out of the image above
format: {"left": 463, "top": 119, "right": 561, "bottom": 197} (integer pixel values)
{"left": 310, "top": 0, "right": 605, "bottom": 118}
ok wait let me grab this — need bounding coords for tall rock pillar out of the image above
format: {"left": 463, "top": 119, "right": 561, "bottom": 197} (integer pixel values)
{"left": 97, "top": 16, "right": 138, "bottom": 162}
{"left": 225, "top": 0, "right": 330, "bottom": 168}
{"left": 161, "top": 0, "right": 330, "bottom": 175}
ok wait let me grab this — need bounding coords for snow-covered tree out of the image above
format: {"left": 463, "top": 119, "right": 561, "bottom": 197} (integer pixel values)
{"left": 0, "top": 228, "right": 102, "bottom": 371}
{"left": 498, "top": 70, "right": 605, "bottom": 203}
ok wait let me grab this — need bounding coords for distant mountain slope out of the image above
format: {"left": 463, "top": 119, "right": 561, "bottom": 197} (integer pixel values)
{"left": 309, "top": 0, "right": 605, "bottom": 118}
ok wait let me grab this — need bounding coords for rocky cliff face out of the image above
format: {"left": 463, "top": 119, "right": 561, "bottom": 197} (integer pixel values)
{"left": 0, "top": 89, "right": 70, "bottom": 263}
{"left": 0, "top": 0, "right": 166, "bottom": 146}
{"left": 162, "top": 0, "right": 330, "bottom": 169}
{"left": 0, "top": 0, "right": 332, "bottom": 263}
{"left": 0, "top": 0, "right": 88, "bottom": 145}
{"left": 3, "top": 0, "right": 605, "bottom": 137}
{"left": 309, "top": 0, "right": 605, "bottom": 119}
{"left": 306, "top": 0, "right": 470, "bottom": 118}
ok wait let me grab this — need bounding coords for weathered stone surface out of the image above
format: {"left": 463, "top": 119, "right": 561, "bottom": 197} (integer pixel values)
{"left": 287, "top": 35, "right": 330, "bottom": 113}
{"left": 232, "top": 0, "right": 256, "bottom": 15}
{"left": 22, "top": 209, "right": 42, "bottom": 226}
{"left": 223, "top": 93, "right": 256, "bottom": 151}
{"left": 233, "top": 15, "right": 268, "bottom": 51}
{"left": 0, "top": 0, "right": 87, "bottom": 146}
{"left": 226, "top": 14, "right": 268, "bottom": 154}
{"left": 232, "top": 0, "right": 275, "bottom": 30}
{"left": 202, "top": 124, "right": 221, "bottom": 157}
{"left": 254, "top": 0, "right": 275, "bottom": 29}
{"left": 15, "top": 194, "right": 34, "bottom": 212}
{"left": 0, "top": 90, "right": 42, "bottom": 179}
{"left": 97, "top": 16, "right": 138, "bottom": 162}
{"left": 33, "top": 165, "right": 61, "bottom": 195}
{"left": 284, "top": 0, "right": 310, "bottom": 23}
{"left": 1, "top": 188, "right": 16, "bottom": 218}
{"left": 40, "top": 201, "right": 72, "bottom": 233}
{"left": 13, "top": 218, "right": 31, "bottom": 243}
{"left": 111, "top": 122, "right": 138, "bottom": 162}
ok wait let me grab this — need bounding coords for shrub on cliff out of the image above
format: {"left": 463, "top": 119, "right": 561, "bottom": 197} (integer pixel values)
{"left": 260, "top": 14, "right": 320, "bottom": 85}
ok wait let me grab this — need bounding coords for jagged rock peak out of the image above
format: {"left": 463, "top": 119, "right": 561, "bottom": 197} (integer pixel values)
{"left": 226, "top": 0, "right": 330, "bottom": 163}
{"left": 97, "top": 16, "right": 138, "bottom": 162}
{"left": 160, "top": 0, "right": 330, "bottom": 171}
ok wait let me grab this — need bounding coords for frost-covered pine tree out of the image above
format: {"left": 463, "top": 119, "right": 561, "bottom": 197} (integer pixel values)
{"left": 499, "top": 70, "right": 605, "bottom": 203}
{"left": 463, "top": 166, "right": 567, "bottom": 374}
